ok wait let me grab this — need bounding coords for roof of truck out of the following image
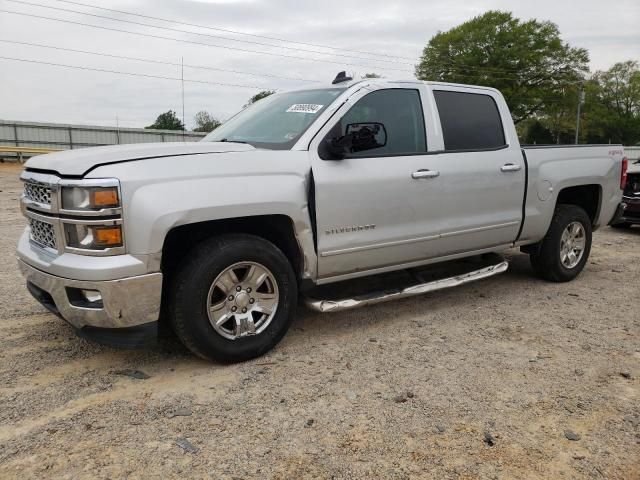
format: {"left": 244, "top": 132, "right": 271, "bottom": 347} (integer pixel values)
{"left": 300, "top": 77, "right": 502, "bottom": 95}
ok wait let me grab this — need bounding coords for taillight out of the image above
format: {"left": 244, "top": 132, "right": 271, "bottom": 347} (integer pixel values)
{"left": 621, "top": 157, "right": 628, "bottom": 190}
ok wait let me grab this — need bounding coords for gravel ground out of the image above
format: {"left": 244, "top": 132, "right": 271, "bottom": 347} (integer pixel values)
{"left": 0, "top": 162, "right": 638, "bottom": 479}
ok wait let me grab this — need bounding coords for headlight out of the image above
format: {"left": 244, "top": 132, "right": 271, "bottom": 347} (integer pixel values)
{"left": 64, "top": 223, "right": 123, "bottom": 250}
{"left": 61, "top": 186, "right": 120, "bottom": 211}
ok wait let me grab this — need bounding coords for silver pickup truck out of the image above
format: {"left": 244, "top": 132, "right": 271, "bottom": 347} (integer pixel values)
{"left": 17, "top": 75, "right": 627, "bottom": 362}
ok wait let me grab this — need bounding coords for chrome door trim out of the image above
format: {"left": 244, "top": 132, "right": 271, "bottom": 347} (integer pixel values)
{"left": 319, "top": 221, "right": 520, "bottom": 257}
{"left": 440, "top": 221, "right": 520, "bottom": 238}
{"left": 320, "top": 233, "right": 440, "bottom": 257}
{"left": 316, "top": 243, "right": 514, "bottom": 285}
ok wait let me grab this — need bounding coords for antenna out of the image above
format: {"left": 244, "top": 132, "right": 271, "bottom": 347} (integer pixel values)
{"left": 332, "top": 71, "right": 353, "bottom": 84}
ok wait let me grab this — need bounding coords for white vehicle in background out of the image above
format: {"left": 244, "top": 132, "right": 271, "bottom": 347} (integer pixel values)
{"left": 17, "top": 72, "right": 627, "bottom": 362}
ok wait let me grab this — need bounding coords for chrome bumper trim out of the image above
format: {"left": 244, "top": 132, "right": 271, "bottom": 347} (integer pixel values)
{"left": 304, "top": 259, "right": 509, "bottom": 313}
{"left": 18, "top": 259, "right": 162, "bottom": 329}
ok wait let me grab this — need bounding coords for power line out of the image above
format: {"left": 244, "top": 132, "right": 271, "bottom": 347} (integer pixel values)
{"left": 0, "top": 56, "right": 580, "bottom": 110}
{"left": 0, "top": 40, "right": 582, "bottom": 93}
{"left": 49, "top": 0, "right": 419, "bottom": 62}
{"left": 20, "top": 0, "right": 570, "bottom": 78}
{"left": 6, "top": 3, "right": 583, "bottom": 79}
{"left": 0, "top": 39, "right": 321, "bottom": 83}
{"left": 423, "top": 58, "right": 538, "bottom": 75}
{"left": 0, "top": 9, "right": 415, "bottom": 74}
{"left": 7, "top": 0, "right": 416, "bottom": 66}
{"left": 0, "top": 55, "right": 271, "bottom": 89}
{"left": 424, "top": 63, "right": 585, "bottom": 84}
{"left": 6, "top": 1, "right": 589, "bottom": 81}
{"left": 418, "top": 57, "right": 588, "bottom": 77}
{"left": 425, "top": 72, "right": 583, "bottom": 84}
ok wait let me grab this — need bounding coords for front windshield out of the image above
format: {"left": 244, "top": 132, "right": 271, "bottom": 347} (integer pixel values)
{"left": 202, "top": 88, "right": 346, "bottom": 150}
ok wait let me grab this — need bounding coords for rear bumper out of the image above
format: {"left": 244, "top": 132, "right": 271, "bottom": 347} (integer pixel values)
{"left": 19, "top": 259, "right": 163, "bottom": 332}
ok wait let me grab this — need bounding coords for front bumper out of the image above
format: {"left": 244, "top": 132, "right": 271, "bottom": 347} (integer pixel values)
{"left": 19, "top": 259, "right": 163, "bottom": 331}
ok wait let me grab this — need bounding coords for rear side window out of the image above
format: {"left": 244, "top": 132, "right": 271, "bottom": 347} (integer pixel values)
{"left": 433, "top": 90, "right": 506, "bottom": 151}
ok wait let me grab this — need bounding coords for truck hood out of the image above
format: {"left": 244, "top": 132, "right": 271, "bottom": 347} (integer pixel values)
{"left": 25, "top": 141, "right": 255, "bottom": 177}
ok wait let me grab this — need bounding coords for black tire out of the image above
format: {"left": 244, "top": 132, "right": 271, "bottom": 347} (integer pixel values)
{"left": 530, "top": 204, "right": 592, "bottom": 282}
{"left": 168, "top": 234, "right": 297, "bottom": 363}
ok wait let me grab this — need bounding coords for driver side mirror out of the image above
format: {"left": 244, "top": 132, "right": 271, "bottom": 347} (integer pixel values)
{"left": 320, "top": 122, "right": 387, "bottom": 160}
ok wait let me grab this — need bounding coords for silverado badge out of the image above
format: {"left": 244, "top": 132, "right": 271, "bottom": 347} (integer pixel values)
{"left": 325, "top": 224, "right": 376, "bottom": 235}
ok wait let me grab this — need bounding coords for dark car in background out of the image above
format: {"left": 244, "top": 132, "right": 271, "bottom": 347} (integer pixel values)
{"left": 615, "top": 160, "right": 640, "bottom": 228}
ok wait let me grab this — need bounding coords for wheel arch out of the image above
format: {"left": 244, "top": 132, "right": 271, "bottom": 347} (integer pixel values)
{"left": 160, "top": 215, "right": 306, "bottom": 282}
{"left": 555, "top": 184, "right": 602, "bottom": 226}
{"left": 520, "top": 183, "right": 602, "bottom": 255}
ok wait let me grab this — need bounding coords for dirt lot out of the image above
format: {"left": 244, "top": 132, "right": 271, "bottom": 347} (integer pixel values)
{"left": 0, "top": 162, "right": 638, "bottom": 479}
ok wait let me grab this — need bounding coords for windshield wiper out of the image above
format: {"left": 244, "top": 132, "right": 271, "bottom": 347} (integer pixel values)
{"left": 219, "top": 138, "right": 249, "bottom": 144}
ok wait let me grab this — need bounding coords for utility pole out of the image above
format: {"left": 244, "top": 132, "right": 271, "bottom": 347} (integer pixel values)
{"left": 181, "top": 56, "right": 185, "bottom": 141}
{"left": 574, "top": 82, "right": 585, "bottom": 144}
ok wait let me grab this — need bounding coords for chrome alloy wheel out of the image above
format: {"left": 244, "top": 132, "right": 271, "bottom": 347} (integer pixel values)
{"left": 560, "top": 221, "right": 586, "bottom": 269}
{"left": 207, "top": 261, "right": 279, "bottom": 340}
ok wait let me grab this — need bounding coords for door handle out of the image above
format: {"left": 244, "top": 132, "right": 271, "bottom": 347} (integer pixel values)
{"left": 500, "top": 163, "right": 522, "bottom": 172}
{"left": 412, "top": 169, "right": 440, "bottom": 179}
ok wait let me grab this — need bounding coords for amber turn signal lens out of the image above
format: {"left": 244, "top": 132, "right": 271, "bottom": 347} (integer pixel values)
{"left": 92, "top": 189, "right": 119, "bottom": 208}
{"left": 94, "top": 226, "right": 122, "bottom": 246}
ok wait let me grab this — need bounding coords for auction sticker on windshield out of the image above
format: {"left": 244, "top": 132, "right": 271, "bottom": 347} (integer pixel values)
{"left": 286, "top": 104, "right": 324, "bottom": 114}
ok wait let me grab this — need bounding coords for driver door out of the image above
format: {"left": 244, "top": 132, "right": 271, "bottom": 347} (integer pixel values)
{"left": 310, "top": 87, "right": 444, "bottom": 279}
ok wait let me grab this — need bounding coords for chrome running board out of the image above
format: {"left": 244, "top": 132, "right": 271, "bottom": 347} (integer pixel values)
{"left": 304, "top": 259, "right": 508, "bottom": 313}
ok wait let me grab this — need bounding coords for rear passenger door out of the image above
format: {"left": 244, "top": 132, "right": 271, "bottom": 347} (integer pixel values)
{"left": 427, "top": 87, "right": 525, "bottom": 256}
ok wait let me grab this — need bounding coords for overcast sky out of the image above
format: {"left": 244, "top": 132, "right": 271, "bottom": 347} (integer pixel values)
{"left": 1, "top": 0, "right": 638, "bottom": 129}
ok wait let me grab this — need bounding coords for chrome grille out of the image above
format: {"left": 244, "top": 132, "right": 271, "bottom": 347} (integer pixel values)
{"left": 24, "top": 181, "right": 52, "bottom": 205}
{"left": 29, "top": 218, "right": 57, "bottom": 249}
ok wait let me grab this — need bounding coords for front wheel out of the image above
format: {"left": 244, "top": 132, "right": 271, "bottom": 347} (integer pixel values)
{"left": 168, "top": 234, "right": 297, "bottom": 363}
{"left": 530, "top": 204, "right": 592, "bottom": 282}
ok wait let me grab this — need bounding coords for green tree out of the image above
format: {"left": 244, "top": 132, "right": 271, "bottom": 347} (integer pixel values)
{"left": 244, "top": 90, "right": 276, "bottom": 108}
{"left": 583, "top": 61, "right": 640, "bottom": 144}
{"left": 146, "top": 110, "right": 184, "bottom": 130}
{"left": 415, "top": 11, "right": 589, "bottom": 124}
{"left": 539, "top": 83, "right": 583, "bottom": 143}
{"left": 193, "top": 110, "right": 221, "bottom": 133}
{"left": 519, "top": 118, "right": 554, "bottom": 144}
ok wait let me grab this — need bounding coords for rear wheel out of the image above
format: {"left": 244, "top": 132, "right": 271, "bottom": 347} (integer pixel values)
{"left": 530, "top": 204, "right": 592, "bottom": 282}
{"left": 169, "top": 234, "right": 297, "bottom": 363}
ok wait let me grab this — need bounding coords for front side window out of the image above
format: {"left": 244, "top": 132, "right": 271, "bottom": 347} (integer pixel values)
{"left": 433, "top": 90, "right": 506, "bottom": 151}
{"left": 332, "top": 89, "right": 427, "bottom": 157}
{"left": 203, "top": 88, "right": 345, "bottom": 150}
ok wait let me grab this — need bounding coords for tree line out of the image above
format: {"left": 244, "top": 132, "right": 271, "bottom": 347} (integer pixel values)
{"left": 146, "top": 11, "right": 639, "bottom": 145}
{"left": 145, "top": 90, "right": 276, "bottom": 133}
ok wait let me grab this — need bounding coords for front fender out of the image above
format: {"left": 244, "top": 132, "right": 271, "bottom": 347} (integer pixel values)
{"left": 127, "top": 175, "right": 311, "bottom": 253}
{"left": 89, "top": 151, "right": 316, "bottom": 276}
